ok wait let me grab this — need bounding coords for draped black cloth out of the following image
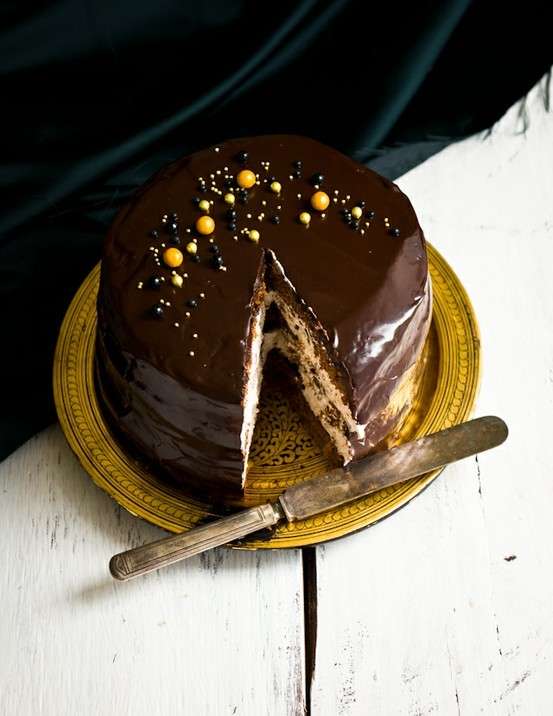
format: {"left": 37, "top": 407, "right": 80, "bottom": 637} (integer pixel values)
{"left": 0, "top": 0, "right": 550, "bottom": 458}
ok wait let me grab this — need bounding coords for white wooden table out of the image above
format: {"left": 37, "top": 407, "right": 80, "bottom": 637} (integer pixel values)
{"left": 2, "top": 72, "right": 553, "bottom": 716}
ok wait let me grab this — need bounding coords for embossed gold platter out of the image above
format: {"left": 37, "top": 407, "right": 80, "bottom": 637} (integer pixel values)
{"left": 53, "top": 244, "right": 480, "bottom": 549}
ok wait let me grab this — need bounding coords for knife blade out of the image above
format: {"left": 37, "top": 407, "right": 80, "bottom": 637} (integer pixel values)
{"left": 110, "top": 415, "right": 507, "bottom": 580}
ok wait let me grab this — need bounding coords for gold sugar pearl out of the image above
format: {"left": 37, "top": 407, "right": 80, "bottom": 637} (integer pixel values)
{"left": 248, "top": 229, "right": 260, "bottom": 243}
{"left": 299, "top": 212, "right": 311, "bottom": 226}
{"left": 171, "top": 274, "right": 184, "bottom": 288}
{"left": 186, "top": 242, "right": 197, "bottom": 255}
{"left": 237, "top": 169, "right": 256, "bottom": 189}
{"left": 224, "top": 193, "right": 235, "bottom": 205}
{"left": 163, "top": 247, "right": 184, "bottom": 268}
{"left": 198, "top": 199, "right": 210, "bottom": 212}
{"left": 310, "top": 191, "right": 330, "bottom": 211}
{"left": 351, "top": 206, "right": 363, "bottom": 220}
{"left": 270, "top": 181, "right": 282, "bottom": 194}
{"left": 195, "top": 215, "right": 215, "bottom": 235}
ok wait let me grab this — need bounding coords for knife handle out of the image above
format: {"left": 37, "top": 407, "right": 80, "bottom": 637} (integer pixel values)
{"left": 109, "top": 502, "right": 284, "bottom": 581}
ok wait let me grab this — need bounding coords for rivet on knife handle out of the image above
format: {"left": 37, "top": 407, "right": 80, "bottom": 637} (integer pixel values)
{"left": 110, "top": 502, "right": 284, "bottom": 581}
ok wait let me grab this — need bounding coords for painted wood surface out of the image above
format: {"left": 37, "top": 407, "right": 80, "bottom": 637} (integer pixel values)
{"left": 2, "top": 71, "right": 553, "bottom": 715}
{"left": 0, "top": 427, "right": 305, "bottom": 715}
{"left": 311, "top": 71, "right": 553, "bottom": 715}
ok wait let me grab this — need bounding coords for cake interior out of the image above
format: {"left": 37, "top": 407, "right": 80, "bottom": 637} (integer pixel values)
{"left": 240, "top": 250, "right": 366, "bottom": 486}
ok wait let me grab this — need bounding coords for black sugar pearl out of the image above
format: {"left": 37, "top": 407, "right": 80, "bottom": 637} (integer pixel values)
{"left": 237, "top": 150, "right": 248, "bottom": 164}
{"left": 389, "top": 227, "right": 401, "bottom": 237}
{"left": 170, "top": 235, "right": 181, "bottom": 245}
{"left": 170, "top": 212, "right": 178, "bottom": 221}
{"left": 192, "top": 254, "right": 201, "bottom": 262}
{"left": 209, "top": 244, "right": 220, "bottom": 254}
{"left": 151, "top": 304, "right": 164, "bottom": 319}
{"left": 198, "top": 184, "right": 207, "bottom": 193}
{"left": 166, "top": 222, "right": 179, "bottom": 234}
{"left": 226, "top": 209, "right": 237, "bottom": 220}
{"left": 224, "top": 178, "right": 234, "bottom": 188}
{"left": 228, "top": 222, "right": 237, "bottom": 231}
{"left": 292, "top": 170, "right": 302, "bottom": 179}
{"left": 187, "top": 298, "right": 198, "bottom": 308}
{"left": 212, "top": 255, "right": 224, "bottom": 269}
{"left": 192, "top": 196, "right": 200, "bottom": 206}
{"left": 149, "top": 229, "right": 159, "bottom": 239}
{"left": 357, "top": 200, "right": 366, "bottom": 208}
{"left": 293, "top": 160, "right": 302, "bottom": 169}
{"left": 310, "top": 173, "right": 324, "bottom": 186}
{"left": 267, "top": 175, "right": 276, "bottom": 183}
{"left": 367, "top": 210, "right": 375, "bottom": 219}
{"left": 271, "top": 215, "right": 280, "bottom": 224}
{"left": 149, "top": 275, "right": 162, "bottom": 290}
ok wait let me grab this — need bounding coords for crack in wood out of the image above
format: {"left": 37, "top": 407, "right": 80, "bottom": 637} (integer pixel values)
{"left": 302, "top": 547, "right": 318, "bottom": 715}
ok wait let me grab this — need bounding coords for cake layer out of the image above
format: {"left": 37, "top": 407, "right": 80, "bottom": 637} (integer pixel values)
{"left": 97, "top": 135, "right": 431, "bottom": 494}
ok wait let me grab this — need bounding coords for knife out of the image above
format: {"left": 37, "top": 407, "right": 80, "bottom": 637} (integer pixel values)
{"left": 109, "top": 415, "right": 507, "bottom": 581}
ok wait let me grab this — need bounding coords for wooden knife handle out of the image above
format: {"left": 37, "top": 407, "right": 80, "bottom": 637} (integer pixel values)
{"left": 109, "top": 502, "right": 283, "bottom": 581}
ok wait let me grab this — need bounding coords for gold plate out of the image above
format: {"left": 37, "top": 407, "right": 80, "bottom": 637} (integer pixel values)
{"left": 53, "top": 244, "right": 480, "bottom": 549}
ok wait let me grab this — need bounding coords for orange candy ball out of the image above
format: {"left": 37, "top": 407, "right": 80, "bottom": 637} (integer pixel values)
{"left": 236, "top": 169, "right": 256, "bottom": 189}
{"left": 163, "top": 247, "right": 184, "bottom": 268}
{"left": 195, "top": 215, "right": 215, "bottom": 235}
{"left": 310, "top": 191, "right": 330, "bottom": 211}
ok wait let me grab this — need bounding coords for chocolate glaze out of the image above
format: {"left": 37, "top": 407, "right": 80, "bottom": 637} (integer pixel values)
{"left": 97, "top": 135, "right": 431, "bottom": 495}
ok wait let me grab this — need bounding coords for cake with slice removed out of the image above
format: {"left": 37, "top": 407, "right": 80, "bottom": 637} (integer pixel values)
{"left": 96, "top": 135, "right": 432, "bottom": 498}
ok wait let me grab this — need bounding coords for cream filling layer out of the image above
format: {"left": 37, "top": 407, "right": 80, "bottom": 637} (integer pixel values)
{"left": 241, "top": 274, "right": 366, "bottom": 484}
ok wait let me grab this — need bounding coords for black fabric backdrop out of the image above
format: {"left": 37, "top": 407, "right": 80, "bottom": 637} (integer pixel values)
{"left": 0, "top": 0, "right": 550, "bottom": 459}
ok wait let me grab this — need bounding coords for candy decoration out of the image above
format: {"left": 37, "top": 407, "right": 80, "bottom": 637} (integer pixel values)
{"left": 310, "top": 191, "right": 330, "bottom": 211}
{"left": 163, "top": 247, "right": 184, "bottom": 268}
{"left": 186, "top": 242, "right": 198, "bottom": 255}
{"left": 299, "top": 212, "right": 311, "bottom": 226}
{"left": 171, "top": 274, "right": 184, "bottom": 288}
{"left": 237, "top": 169, "right": 256, "bottom": 189}
{"left": 270, "top": 181, "right": 282, "bottom": 194}
{"left": 224, "top": 193, "right": 235, "bottom": 205}
{"left": 248, "top": 229, "right": 260, "bottom": 243}
{"left": 198, "top": 199, "right": 210, "bottom": 212}
{"left": 351, "top": 206, "right": 363, "bottom": 220}
{"left": 195, "top": 215, "right": 215, "bottom": 235}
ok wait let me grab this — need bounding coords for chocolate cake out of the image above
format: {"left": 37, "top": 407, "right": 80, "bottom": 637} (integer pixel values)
{"left": 96, "top": 135, "right": 431, "bottom": 496}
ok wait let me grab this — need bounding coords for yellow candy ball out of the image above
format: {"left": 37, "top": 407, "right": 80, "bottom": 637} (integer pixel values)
{"left": 171, "top": 274, "right": 183, "bottom": 288}
{"left": 195, "top": 215, "right": 215, "bottom": 235}
{"left": 163, "top": 247, "right": 184, "bottom": 268}
{"left": 351, "top": 206, "right": 362, "bottom": 219}
{"left": 186, "top": 242, "right": 197, "bottom": 255}
{"left": 224, "top": 193, "right": 235, "bottom": 205}
{"left": 249, "top": 229, "right": 260, "bottom": 243}
{"left": 310, "top": 191, "right": 330, "bottom": 211}
{"left": 237, "top": 169, "right": 256, "bottom": 189}
{"left": 270, "top": 181, "right": 282, "bottom": 194}
{"left": 299, "top": 212, "right": 311, "bottom": 226}
{"left": 198, "top": 199, "right": 210, "bottom": 212}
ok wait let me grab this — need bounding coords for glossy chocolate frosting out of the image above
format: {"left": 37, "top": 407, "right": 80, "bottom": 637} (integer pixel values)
{"left": 97, "top": 135, "right": 431, "bottom": 496}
